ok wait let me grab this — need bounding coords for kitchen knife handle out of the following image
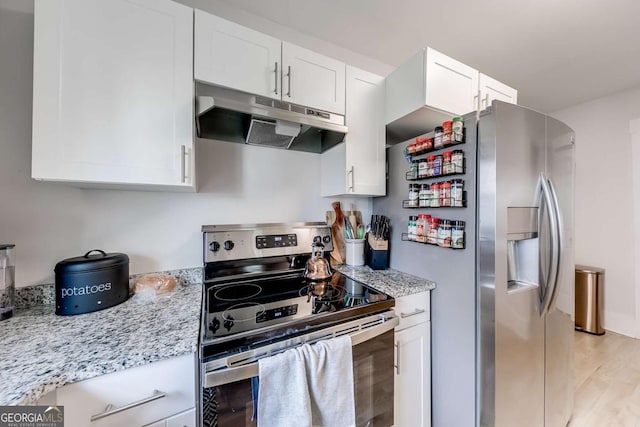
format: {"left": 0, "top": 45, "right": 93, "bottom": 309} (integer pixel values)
{"left": 286, "top": 66, "right": 291, "bottom": 97}
{"left": 274, "top": 62, "right": 278, "bottom": 95}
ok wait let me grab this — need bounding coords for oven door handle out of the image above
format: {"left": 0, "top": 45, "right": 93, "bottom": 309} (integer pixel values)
{"left": 203, "top": 313, "right": 399, "bottom": 388}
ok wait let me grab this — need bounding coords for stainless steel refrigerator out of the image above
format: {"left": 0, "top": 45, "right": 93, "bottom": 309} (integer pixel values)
{"left": 374, "top": 101, "right": 574, "bottom": 426}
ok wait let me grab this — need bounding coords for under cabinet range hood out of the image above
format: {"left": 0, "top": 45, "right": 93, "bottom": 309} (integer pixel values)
{"left": 195, "top": 83, "right": 347, "bottom": 153}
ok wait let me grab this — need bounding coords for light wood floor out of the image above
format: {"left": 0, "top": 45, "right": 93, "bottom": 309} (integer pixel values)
{"left": 571, "top": 330, "right": 640, "bottom": 426}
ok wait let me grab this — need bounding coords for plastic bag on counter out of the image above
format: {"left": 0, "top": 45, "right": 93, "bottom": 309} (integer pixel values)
{"left": 130, "top": 273, "right": 178, "bottom": 302}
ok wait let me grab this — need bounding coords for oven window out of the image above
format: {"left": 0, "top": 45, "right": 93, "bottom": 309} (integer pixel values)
{"left": 201, "top": 330, "right": 394, "bottom": 427}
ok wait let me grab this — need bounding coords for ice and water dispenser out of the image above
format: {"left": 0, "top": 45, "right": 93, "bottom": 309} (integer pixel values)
{"left": 506, "top": 207, "right": 541, "bottom": 295}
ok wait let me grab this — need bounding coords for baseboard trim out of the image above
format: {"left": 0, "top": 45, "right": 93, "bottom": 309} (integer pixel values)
{"left": 602, "top": 311, "right": 637, "bottom": 338}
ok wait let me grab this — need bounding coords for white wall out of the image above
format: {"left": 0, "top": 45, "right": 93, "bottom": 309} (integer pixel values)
{"left": 553, "top": 86, "right": 640, "bottom": 337}
{"left": 0, "top": 0, "right": 389, "bottom": 287}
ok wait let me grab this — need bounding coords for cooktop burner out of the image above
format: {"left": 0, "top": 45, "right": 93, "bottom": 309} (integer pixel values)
{"left": 203, "top": 272, "right": 389, "bottom": 341}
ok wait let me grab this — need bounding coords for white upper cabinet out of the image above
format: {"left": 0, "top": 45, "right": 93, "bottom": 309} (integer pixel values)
{"left": 194, "top": 11, "right": 281, "bottom": 100}
{"left": 424, "top": 47, "right": 479, "bottom": 117}
{"left": 479, "top": 73, "right": 518, "bottom": 109}
{"left": 193, "top": 11, "right": 346, "bottom": 115}
{"left": 385, "top": 47, "right": 478, "bottom": 144}
{"left": 281, "top": 42, "right": 346, "bottom": 115}
{"left": 321, "top": 67, "right": 385, "bottom": 196}
{"left": 32, "top": 0, "right": 195, "bottom": 190}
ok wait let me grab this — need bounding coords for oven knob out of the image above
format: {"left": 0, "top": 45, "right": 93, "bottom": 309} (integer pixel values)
{"left": 208, "top": 317, "right": 220, "bottom": 333}
{"left": 313, "top": 235, "right": 322, "bottom": 244}
{"left": 223, "top": 316, "right": 234, "bottom": 331}
{"left": 223, "top": 240, "right": 235, "bottom": 251}
{"left": 209, "top": 241, "right": 221, "bottom": 252}
{"left": 322, "top": 235, "right": 331, "bottom": 244}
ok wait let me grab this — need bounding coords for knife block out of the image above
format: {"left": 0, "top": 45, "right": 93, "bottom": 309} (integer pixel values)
{"left": 366, "top": 234, "right": 389, "bottom": 270}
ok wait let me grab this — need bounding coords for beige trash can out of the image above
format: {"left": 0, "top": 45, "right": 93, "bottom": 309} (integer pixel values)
{"left": 575, "top": 265, "right": 605, "bottom": 335}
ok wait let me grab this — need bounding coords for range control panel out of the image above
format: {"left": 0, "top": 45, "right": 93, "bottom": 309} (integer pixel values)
{"left": 256, "top": 234, "right": 297, "bottom": 249}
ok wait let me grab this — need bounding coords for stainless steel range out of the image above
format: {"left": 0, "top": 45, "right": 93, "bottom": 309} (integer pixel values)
{"left": 199, "top": 222, "right": 398, "bottom": 427}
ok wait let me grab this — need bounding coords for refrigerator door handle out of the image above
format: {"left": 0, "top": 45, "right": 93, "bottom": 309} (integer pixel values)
{"left": 539, "top": 173, "right": 559, "bottom": 316}
{"left": 546, "top": 177, "right": 563, "bottom": 311}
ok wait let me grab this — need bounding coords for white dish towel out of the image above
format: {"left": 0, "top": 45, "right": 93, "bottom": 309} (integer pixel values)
{"left": 258, "top": 335, "right": 356, "bottom": 427}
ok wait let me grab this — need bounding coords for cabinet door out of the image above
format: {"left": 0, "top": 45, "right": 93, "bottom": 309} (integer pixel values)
{"left": 479, "top": 73, "right": 518, "bottom": 109}
{"left": 32, "top": 0, "right": 194, "bottom": 189}
{"left": 321, "top": 67, "right": 385, "bottom": 196}
{"left": 56, "top": 354, "right": 195, "bottom": 427}
{"left": 394, "top": 323, "right": 431, "bottom": 427}
{"left": 194, "top": 11, "right": 281, "bottom": 100}
{"left": 281, "top": 42, "right": 345, "bottom": 114}
{"left": 424, "top": 47, "right": 478, "bottom": 116}
{"left": 166, "top": 408, "right": 196, "bottom": 427}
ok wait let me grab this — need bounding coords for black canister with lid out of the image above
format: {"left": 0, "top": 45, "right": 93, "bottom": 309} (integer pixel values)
{"left": 55, "top": 249, "right": 129, "bottom": 316}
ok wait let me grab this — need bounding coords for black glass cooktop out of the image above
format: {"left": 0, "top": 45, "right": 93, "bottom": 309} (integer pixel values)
{"left": 203, "top": 272, "right": 389, "bottom": 340}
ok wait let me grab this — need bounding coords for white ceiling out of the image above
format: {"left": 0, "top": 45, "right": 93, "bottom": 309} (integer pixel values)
{"left": 214, "top": 0, "right": 640, "bottom": 113}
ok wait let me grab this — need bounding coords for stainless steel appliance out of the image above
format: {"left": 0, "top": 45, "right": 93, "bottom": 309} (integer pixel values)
{"left": 199, "top": 222, "right": 398, "bottom": 427}
{"left": 0, "top": 244, "right": 16, "bottom": 321}
{"left": 373, "top": 101, "right": 575, "bottom": 426}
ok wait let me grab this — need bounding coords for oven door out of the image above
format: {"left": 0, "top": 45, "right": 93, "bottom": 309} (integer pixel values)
{"left": 200, "top": 312, "right": 398, "bottom": 427}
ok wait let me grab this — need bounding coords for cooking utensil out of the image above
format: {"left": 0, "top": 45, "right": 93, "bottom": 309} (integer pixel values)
{"left": 330, "top": 202, "right": 346, "bottom": 265}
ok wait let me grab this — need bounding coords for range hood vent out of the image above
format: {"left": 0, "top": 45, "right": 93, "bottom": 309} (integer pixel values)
{"left": 195, "top": 83, "right": 347, "bottom": 154}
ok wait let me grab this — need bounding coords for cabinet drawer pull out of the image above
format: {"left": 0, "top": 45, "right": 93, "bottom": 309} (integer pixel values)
{"left": 394, "top": 342, "right": 400, "bottom": 375}
{"left": 180, "top": 145, "right": 187, "bottom": 184}
{"left": 90, "top": 389, "right": 166, "bottom": 422}
{"left": 348, "top": 166, "right": 354, "bottom": 192}
{"left": 286, "top": 65, "right": 291, "bottom": 97}
{"left": 400, "top": 308, "right": 425, "bottom": 318}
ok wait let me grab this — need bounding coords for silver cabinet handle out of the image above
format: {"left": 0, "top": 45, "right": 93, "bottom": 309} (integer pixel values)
{"left": 180, "top": 145, "right": 187, "bottom": 184}
{"left": 483, "top": 93, "right": 490, "bottom": 108}
{"left": 394, "top": 343, "right": 400, "bottom": 375}
{"left": 274, "top": 62, "right": 278, "bottom": 95}
{"left": 547, "top": 177, "right": 563, "bottom": 311}
{"left": 90, "top": 389, "right": 166, "bottom": 422}
{"left": 400, "top": 308, "right": 425, "bottom": 318}
{"left": 286, "top": 65, "right": 291, "bottom": 97}
{"left": 347, "top": 166, "right": 354, "bottom": 192}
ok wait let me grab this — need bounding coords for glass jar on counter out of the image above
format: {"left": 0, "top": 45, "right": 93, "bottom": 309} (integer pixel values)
{"left": 452, "top": 221, "right": 465, "bottom": 249}
{"left": 438, "top": 219, "right": 452, "bottom": 248}
{"left": 419, "top": 184, "right": 430, "bottom": 207}
{"left": 430, "top": 183, "right": 440, "bottom": 207}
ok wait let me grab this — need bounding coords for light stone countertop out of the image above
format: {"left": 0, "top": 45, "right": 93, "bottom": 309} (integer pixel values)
{"left": 334, "top": 265, "right": 436, "bottom": 297}
{"left": 0, "top": 269, "right": 202, "bottom": 406}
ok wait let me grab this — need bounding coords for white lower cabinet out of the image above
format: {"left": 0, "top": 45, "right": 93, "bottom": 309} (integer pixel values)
{"left": 394, "top": 291, "right": 431, "bottom": 427}
{"left": 56, "top": 354, "right": 196, "bottom": 427}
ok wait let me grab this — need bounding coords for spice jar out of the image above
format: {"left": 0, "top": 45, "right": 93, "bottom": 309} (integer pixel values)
{"left": 416, "top": 214, "right": 426, "bottom": 243}
{"left": 452, "top": 117, "right": 464, "bottom": 143}
{"left": 427, "top": 217, "right": 439, "bottom": 244}
{"left": 438, "top": 219, "right": 452, "bottom": 248}
{"left": 408, "top": 216, "right": 418, "bottom": 241}
{"left": 441, "top": 181, "right": 452, "bottom": 207}
{"left": 451, "top": 179, "right": 464, "bottom": 207}
{"left": 431, "top": 183, "right": 440, "bottom": 207}
{"left": 442, "top": 120, "right": 453, "bottom": 145}
{"left": 443, "top": 151, "right": 453, "bottom": 175}
{"left": 452, "top": 150, "right": 464, "bottom": 174}
{"left": 433, "top": 154, "right": 443, "bottom": 176}
{"left": 411, "top": 160, "right": 419, "bottom": 179}
{"left": 452, "top": 221, "right": 465, "bottom": 249}
{"left": 427, "top": 155, "right": 436, "bottom": 177}
{"left": 407, "top": 142, "right": 417, "bottom": 155}
{"left": 419, "top": 184, "right": 430, "bottom": 207}
{"left": 408, "top": 184, "right": 419, "bottom": 207}
{"left": 424, "top": 137, "right": 434, "bottom": 151}
{"left": 418, "top": 159, "right": 428, "bottom": 178}
{"left": 434, "top": 126, "right": 444, "bottom": 148}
